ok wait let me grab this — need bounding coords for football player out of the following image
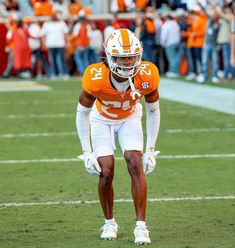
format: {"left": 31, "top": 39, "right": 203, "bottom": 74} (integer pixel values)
{"left": 76, "top": 28, "right": 160, "bottom": 245}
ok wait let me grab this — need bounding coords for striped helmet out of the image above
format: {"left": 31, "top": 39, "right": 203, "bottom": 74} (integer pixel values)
{"left": 104, "top": 28, "right": 143, "bottom": 78}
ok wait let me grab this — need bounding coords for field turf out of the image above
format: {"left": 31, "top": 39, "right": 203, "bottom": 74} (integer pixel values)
{"left": 0, "top": 78, "right": 234, "bottom": 248}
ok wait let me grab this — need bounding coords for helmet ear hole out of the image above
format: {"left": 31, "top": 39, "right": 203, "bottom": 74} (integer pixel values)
{"left": 104, "top": 29, "right": 143, "bottom": 78}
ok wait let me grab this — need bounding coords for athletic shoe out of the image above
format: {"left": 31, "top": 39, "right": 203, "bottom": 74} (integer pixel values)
{"left": 50, "top": 75, "right": 57, "bottom": 80}
{"left": 212, "top": 77, "right": 220, "bottom": 83}
{"left": 165, "top": 71, "right": 179, "bottom": 78}
{"left": 217, "top": 70, "right": 224, "bottom": 79}
{"left": 196, "top": 74, "right": 206, "bottom": 84}
{"left": 185, "top": 72, "right": 196, "bottom": 80}
{"left": 63, "top": 74, "right": 70, "bottom": 81}
{"left": 100, "top": 221, "right": 118, "bottom": 240}
{"left": 134, "top": 225, "right": 151, "bottom": 245}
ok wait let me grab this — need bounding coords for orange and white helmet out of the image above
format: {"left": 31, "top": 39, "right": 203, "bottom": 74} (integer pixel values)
{"left": 104, "top": 28, "right": 143, "bottom": 78}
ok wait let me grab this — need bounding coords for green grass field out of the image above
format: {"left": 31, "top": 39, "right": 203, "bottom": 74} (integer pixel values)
{"left": 0, "top": 78, "right": 234, "bottom": 248}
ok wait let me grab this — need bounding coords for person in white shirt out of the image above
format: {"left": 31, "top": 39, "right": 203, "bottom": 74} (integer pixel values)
{"left": 52, "top": 0, "right": 69, "bottom": 19}
{"left": 161, "top": 14, "right": 181, "bottom": 77}
{"left": 0, "top": 1, "right": 7, "bottom": 17}
{"left": 88, "top": 22, "right": 103, "bottom": 63}
{"left": 27, "top": 19, "right": 50, "bottom": 78}
{"left": 153, "top": 12, "right": 164, "bottom": 73}
{"left": 41, "top": 12, "right": 69, "bottom": 79}
{"left": 18, "top": 0, "right": 34, "bottom": 16}
{"left": 110, "top": 0, "right": 135, "bottom": 13}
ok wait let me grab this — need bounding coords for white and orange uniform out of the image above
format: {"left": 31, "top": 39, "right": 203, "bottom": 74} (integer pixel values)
{"left": 81, "top": 61, "right": 160, "bottom": 157}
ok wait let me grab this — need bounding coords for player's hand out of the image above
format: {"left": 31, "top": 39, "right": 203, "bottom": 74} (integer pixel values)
{"left": 78, "top": 152, "right": 101, "bottom": 176}
{"left": 142, "top": 151, "right": 160, "bottom": 175}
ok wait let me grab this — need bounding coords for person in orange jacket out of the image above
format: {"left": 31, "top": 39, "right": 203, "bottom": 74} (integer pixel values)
{"left": 68, "top": 0, "right": 83, "bottom": 17}
{"left": 33, "top": 0, "right": 53, "bottom": 16}
{"left": 185, "top": 10, "right": 207, "bottom": 80}
{"left": 9, "top": 18, "right": 35, "bottom": 78}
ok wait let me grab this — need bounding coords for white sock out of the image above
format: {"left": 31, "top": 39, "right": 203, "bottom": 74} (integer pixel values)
{"left": 136, "top": 221, "right": 146, "bottom": 227}
{"left": 105, "top": 218, "right": 115, "bottom": 224}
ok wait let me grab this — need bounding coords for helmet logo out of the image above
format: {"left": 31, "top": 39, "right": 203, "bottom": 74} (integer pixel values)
{"left": 123, "top": 50, "right": 131, "bottom": 53}
{"left": 119, "top": 29, "right": 131, "bottom": 52}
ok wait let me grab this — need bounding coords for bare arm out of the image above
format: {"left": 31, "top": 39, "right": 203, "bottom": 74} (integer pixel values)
{"left": 144, "top": 88, "right": 159, "bottom": 103}
{"left": 212, "top": 4, "right": 233, "bottom": 21}
{"left": 79, "top": 90, "right": 96, "bottom": 108}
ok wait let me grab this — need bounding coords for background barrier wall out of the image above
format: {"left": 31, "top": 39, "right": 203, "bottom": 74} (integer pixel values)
{"left": 0, "top": 24, "right": 7, "bottom": 75}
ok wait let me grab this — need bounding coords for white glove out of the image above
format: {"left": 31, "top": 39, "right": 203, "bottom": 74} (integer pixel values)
{"left": 77, "top": 152, "right": 101, "bottom": 176}
{"left": 142, "top": 151, "right": 160, "bottom": 175}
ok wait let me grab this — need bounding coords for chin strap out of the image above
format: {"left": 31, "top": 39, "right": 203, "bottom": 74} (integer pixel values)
{"left": 128, "top": 77, "right": 141, "bottom": 100}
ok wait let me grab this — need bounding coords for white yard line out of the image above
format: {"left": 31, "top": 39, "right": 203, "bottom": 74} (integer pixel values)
{"left": 0, "top": 195, "right": 234, "bottom": 208}
{"left": 0, "top": 113, "right": 74, "bottom": 119}
{"left": 0, "top": 131, "right": 76, "bottom": 138}
{"left": 0, "top": 81, "right": 51, "bottom": 92}
{"left": 160, "top": 78, "right": 235, "bottom": 115}
{"left": 165, "top": 127, "right": 235, "bottom": 133}
{"left": 0, "top": 154, "right": 234, "bottom": 164}
{"left": 0, "top": 127, "right": 235, "bottom": 138}
{"left": 0, "top": 109, "right": 189, "bottom": 119}
{"left": 0, "top": 100, "right": 74, "bottom": 106}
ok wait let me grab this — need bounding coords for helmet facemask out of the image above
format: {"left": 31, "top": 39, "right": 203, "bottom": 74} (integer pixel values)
{"left": 107, "top": 53, "right": 142, "bottom": 78}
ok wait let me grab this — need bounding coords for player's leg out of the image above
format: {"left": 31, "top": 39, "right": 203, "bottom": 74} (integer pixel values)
{"left": 118, "top": 113, "right": 151, "bottom": 244}
{"left": 90, "top": 120, "right": 118, "bottom": 239}
{"left": 124, "top": 150, "right": 147, "bottom": 221}
{"left": 97, "top": 155, "right": 115, "bottom": 220}
{"left": 118, "top": 116, "right": 146, "bottom": 221}
{"left": 97, "top": 155, "right": 118, "bottom": 240}
{"left": 124, "top": 151, "right": 150, "bottom": 245}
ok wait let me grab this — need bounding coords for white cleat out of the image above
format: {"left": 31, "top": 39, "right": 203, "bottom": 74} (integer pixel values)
{"left": 134, "top": 226, "right": 151, "bottom": 245}
{"left": 100, "top": 221, "right": 118, "bottom": 240}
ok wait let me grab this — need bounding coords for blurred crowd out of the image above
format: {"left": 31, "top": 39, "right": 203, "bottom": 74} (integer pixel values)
{"left": 0, "top": 0, "right": 234, "bottom": 83}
